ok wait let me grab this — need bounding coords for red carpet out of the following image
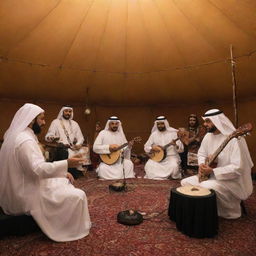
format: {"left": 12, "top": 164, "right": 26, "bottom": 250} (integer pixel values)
{"left": 0, "top": 165, "right": 256, "bottom": 256}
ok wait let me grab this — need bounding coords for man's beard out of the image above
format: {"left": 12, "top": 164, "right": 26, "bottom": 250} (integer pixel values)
{"left": 32, "top": 122, "right": 41, "bottom": 134}
{"left": 207, "top": 126, "right": 217, "bottom": 133}
{"left": 111, "top": 127, "right": 118, "bottom": 132}
{"left": 63, "top": 115, "right": 70, "bottom": 120}
{"left": 157, "top": 127, "right": 166, "bottom": 132}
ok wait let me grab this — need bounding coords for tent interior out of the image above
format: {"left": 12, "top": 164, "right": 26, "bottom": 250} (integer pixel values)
{"left": 0, "top": 0, "right": 256, "bottom": 254}
{"left": 0, "top": 0, "right": 256, "bottom": 162}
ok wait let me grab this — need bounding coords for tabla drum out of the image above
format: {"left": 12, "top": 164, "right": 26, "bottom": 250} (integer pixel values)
{"left": 176, "top": 185, "right": 211, "bottom": 196}
{"left": 117, "top": 210, "right": 143, "bottom": 226}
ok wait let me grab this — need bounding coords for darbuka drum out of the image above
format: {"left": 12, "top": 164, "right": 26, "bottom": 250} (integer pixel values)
{"left": 168, "top": 186, "right": 218, "bottom": 238}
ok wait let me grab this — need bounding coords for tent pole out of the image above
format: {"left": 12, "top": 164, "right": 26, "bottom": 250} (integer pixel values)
{"left": 230, "top": 44, "right": 238, "bottom": 128}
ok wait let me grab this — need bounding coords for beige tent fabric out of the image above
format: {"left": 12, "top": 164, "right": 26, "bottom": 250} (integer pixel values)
{"left": 0, "top": 0, "right": 256, "bottom": 105}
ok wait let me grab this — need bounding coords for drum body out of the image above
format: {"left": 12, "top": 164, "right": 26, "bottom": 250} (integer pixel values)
{"left": 168, "top": 186, "right": 218, "bottom": 238}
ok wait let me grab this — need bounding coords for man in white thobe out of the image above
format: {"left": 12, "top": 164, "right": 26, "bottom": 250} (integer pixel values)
{"left": 45, "top": 106, "right": 85, "bottom": 177}
{"left": 144, "top": 116, "right": 184, "bottom": 180}
{"left": 93, "top": 116, "right": 135, "bottom": 180}
{"left": 181, "top": 109, "right": 253, "bottom": 219}
{"left": 0, "top": 103, "right": 91, "bottom": 242}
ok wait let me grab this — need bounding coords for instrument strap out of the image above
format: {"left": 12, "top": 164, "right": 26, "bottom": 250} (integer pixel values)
{"left": 60, "top": 120, "right": 73, "bottom": 147}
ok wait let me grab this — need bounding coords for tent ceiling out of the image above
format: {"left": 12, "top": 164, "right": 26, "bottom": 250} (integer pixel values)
{"left": 0, "top": 0, "right": 256, "bottom": 105}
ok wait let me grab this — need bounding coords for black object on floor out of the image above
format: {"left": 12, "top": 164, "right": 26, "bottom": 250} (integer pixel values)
{"left": 0, "top": 208, "right": 40, "bottom": 238}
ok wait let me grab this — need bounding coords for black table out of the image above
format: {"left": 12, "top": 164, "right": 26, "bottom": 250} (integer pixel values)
{"left": 168, "top": 187, "right": 218, "bottom": 238}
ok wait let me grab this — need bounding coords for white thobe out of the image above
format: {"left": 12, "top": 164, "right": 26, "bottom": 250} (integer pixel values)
{"left": 144, "top": 130, "right": 184, "bottom": 180}
{"left": 0, "top": 128, "right": 91, "bottom": 241}
{"left": 93, "top": 130, "right": 135, "bottom": 180}
{"left": 181, "top": 133, "right": 253, "bottom": 219}
{"left": 45, "top": 119, "right": 84, "bottom": 157}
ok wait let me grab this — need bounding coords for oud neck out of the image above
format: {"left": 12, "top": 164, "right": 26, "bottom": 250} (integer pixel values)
{"left": 116, "top": 142, "right": 129, "bottom": 151}
{"left": 208, "top": 134, "right": 233, "bottom": 165}
{"left": 163, "top": 138, "right": 179, "bottom": 150}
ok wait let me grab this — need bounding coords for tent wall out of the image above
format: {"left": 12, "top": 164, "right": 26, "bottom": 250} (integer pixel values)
{"left": 0, "top": 98, "right": 255, "bottom": 172}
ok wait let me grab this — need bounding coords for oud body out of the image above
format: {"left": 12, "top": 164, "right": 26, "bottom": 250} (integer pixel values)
{"left": 149, "top": 129, "right": 189, "bottom": 162}
{"left": 99, "top": 137, "right": 141, "bottom": 165}
{"left": 100, "top": 150, "right": 123, "bottom": 165}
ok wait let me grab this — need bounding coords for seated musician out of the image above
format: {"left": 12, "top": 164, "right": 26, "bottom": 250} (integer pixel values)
{"left": 181, "top": 109, "right": 253, "bottom": 219}
{"left": 45, "top": 105, "right": 86, "bottom": 178}
{"left": 93, "top": 116, "right": 135, "bottom": 180}
{"left": 0, "top": 103, "right": 91, "bottom": 242}
{"left": 144, "top": 116, "right": 184, "bottom": 180}
{"left": 179, "top": 114, "right": 206, "bottom": 175}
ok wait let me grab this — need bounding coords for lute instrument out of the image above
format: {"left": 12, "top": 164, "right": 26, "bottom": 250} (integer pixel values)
{"left": 199, "top": 123, "right": 253, "bottom": 182}
{"left": 149, "top": 129, "right": 189, "bottom": 162}
{"left": 100, "top": 136, "right": 142, "bottom": 165}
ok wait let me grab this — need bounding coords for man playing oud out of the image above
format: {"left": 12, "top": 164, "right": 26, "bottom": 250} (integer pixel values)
{"left": 93, "top": 116, "right": 135, "bottom": 180}
{"left": 181, "top": 109, "right": 253, "bottom": 219}
{"left": 144, "top": 116, "right": 184, "bottom": 180}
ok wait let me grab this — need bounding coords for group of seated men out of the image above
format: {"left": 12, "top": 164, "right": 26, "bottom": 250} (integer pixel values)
{"left": 0, "top": 103, "right": 253, "bottom": 242}
{"left": 44, "top": 106, "right": 205, "bottom": 180}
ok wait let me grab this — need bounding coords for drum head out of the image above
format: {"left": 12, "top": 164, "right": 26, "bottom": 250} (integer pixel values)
{"left": 177, "top": 185, "right": 211, "bottom": 196}
{"left": 117, "top": 210, "right": 143, "bottom": 226}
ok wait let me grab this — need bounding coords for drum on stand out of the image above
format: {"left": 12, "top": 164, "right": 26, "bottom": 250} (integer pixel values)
{"left": 168, "top": 185, "right": 218, "bottom": 238}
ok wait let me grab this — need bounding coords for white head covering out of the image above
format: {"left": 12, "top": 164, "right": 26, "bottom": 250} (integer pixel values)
{"left": 104, "top": 116, "right": 126, "bottom": 139}
{"left": 203, "top": 109, "right": 253, "bottom": 169}
{"left": 151, "top": 116, "right": 178, "bottom": 134}
{"left": 0, "top": 103, "right": 44, "bottom": 204}
{"left": 4, "top": 103, "right": 44, "bottom": 141}
{"left": 57, "top": 106, "right": 73, "bottom": 120}
{"left": 202, "top": 109, "right": 235, "bottom": 135}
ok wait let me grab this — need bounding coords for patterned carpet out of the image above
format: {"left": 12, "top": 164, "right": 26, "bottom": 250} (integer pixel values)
{"left": 0, "top": 165, "right": 256, "bottom": 256}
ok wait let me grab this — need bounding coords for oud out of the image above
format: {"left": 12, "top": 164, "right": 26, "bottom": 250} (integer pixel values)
{"left": 100, "top": 137, "right": 141, "bottom": 165}
{"left": 199, "top": 123, "right": 252, "bottom": 182}
{"left": 149, "top": 129, "right": 189, "bottom": 162}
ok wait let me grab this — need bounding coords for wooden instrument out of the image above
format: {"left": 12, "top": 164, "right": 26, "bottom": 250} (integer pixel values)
{"left": 199, "top": 123, "right": 253, "bottom": 182}
{"left": 149, "top": 129, "right": 188, "bottom": 162}
{"left": 100, "top": 136, "right": 142, "bottom": 165}
{"left": 149, "top": 137, "right": 180, "bottom": 162}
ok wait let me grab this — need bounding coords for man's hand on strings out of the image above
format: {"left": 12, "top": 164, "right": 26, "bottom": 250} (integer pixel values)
{"left": 151, "top": 145, "right": 161, "bottom": 153}
{"left": 109, "top": 144, "right": 119, "bottom": 152}
{"left": 199, "top": 163, "right": 213, "bottom": 176}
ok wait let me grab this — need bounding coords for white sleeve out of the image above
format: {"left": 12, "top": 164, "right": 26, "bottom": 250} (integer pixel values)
{"left": 176, "top": 139, "right": 184, "bottom": 153}
{"left": 17, "top": 140, "right": 68, "bottom": 179}
{"left": 213, "top": 139, "right": 241, "bottom": 180}
{"left": 74, "top": 122, "right": 84, "bottom": 145}
{"left": 197, "top": 136, "right": 208, "bottom": 165}
{"left": 144, "top": 134, "right": 154, "bottom": 153}
{"left": 93, "top": 132, "right": 110, "bottom": 154}
{"left": 45, "top": 120, "right": 60, "bottom": 142}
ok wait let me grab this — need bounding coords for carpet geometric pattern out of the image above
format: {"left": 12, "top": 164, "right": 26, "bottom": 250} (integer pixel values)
{"left": 0, "top": 165, "right": 256, "bottom": 256}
